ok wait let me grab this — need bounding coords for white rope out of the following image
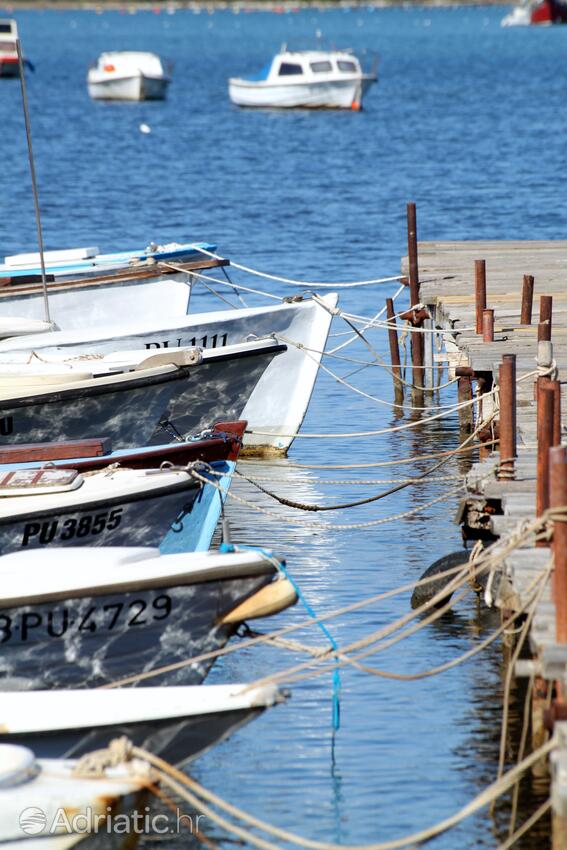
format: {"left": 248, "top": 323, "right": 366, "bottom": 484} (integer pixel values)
{"left": 187, "top": 244, "right": 405, "bottom": 288}
{"left": 327, "top": 285, "right": 405, "bottom": 352}
{"left": 248, "top": 389, "right": 495, "bottom": 439}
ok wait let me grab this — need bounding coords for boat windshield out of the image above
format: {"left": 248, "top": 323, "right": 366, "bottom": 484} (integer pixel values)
{"left": 310, "top": 61, "right": 332, "bottom": 73}
{"left": 247, "top": 60, "right": 273, "bottom": 82}
{"left": 338, "top": 60, "right": 357, "bottom": 73}
{"left": 278, "top": 62, "right": 303, "bottom": 76}
{"left": 0, "top": 22, "right": 14, "bottom": 34}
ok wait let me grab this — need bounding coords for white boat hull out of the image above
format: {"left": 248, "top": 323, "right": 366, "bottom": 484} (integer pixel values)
{"left": 0, "top": 296, "right": 337, "bottom": 453}
{"left": 88, "top": 73, "right": 169, "bottom": 101}
{"left": 0, "top": 273, "right": 192, "bottom": 329}
{"left": 229, "top": 76, "right": 374, "bottom": 109}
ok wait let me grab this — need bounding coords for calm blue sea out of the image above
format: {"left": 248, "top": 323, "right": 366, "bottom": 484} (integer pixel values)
{"left": 1, "top": 4, "right": 563, "bottom": 848}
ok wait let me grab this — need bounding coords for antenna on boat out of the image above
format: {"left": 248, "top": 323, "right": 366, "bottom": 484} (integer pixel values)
{"left": 16, "top": 38, "right": 52, "bottom": 326}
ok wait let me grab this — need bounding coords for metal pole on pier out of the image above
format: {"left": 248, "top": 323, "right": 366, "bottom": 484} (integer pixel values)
{"left": 16, "top": 39, "right": 51, "bottom": 326}
{"left": 521, "top": 275, "right": 534, "bottom": 325}
{"left": 385, "top": 297, "right": 403, "bottom": 406}
{"left": 497, "top": 354, "right": 516, "bottom": 480}
{"left": 482, "top": 309, "right": 494, "bottom": 343}
{"left": 474, "top": 260, "right": 486, "bottom": 335}
{"left": 406, "top": 203, "right": 424, "bottom": 394}
{"left": 536, "top": 383, "right": 555, "bottom": 532}
{"left": 538, "top": 295, "right": 553, "bottom": 342}
{"left": 550, "top": 446, "right": 567, "bottom": 643}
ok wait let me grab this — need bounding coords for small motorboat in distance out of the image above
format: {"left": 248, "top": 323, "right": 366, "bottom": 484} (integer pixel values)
{"left": 88, "top": 51, "right": 171, "bottom": 101}
{"left": 229, "top": 48, "right": 377, "bottom": 110}
{"left": 502, "top": 0, "right": 567, "bottom": 24}
{"left": 0, "top": 20, "right": 32, "bottom": 78}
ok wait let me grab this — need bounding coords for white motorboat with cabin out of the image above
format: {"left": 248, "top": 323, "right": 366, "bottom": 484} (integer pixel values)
{"left": 0, "top": 20, "right": 31, "bottom": 78}
{"left": 229, "top": 48, "right": 377, "bottom": 110}
{"left": 87, "top": 52, "right": 171, "bottom": 101}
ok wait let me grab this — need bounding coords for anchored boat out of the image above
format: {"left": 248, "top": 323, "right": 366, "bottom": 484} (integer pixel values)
{"left": 0, "top": 296, "right": 335, "bottom": 453}
{"left": 0, "top": 741, "right": 148, "bottom": 848}
{"left": 0, "top": 423, "right": 247, "bottom": 555}
{"left": 0, "top": 243, "right": 219, "bottom": 328}
{"left": 87, "top": 52, "right": 171, "bottom": 101}
{"left": 0, "top": 20, "right": 32, "bottom": 78}
{"left": 0, "top": 339, "right": 284, "bottom": 449}
{"left": 229, "top": 48, "right": 377, "bottom": 110}
{"left": 0, "top": 546, "right": 296, "bottom": 690}
{"left": 502, "top": 0, "right": 567, "bottom": 23}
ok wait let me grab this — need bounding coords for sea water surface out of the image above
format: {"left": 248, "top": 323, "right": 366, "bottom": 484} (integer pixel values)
{"left": 1, "top": 5, "right": 564, "bottom": 848}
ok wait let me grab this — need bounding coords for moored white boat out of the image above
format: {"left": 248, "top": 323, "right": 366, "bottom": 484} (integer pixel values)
{"left": 0, "top": 422, "right": 247, "bottom": 554}
{"left": 0, "top": 545, "right": 297, "bottom": 690}
{"left": 0, "top": 684, "right": 286, "bottom": 763}
{"left": 0, "top": 742, "right": 148, "bottom": 849}
{"left": 0, "top": 296, "right": 335, "bottom": 453}
{"left": 0, "top": 339, "right": 284, "bottom": 449}
{"left": 88, "top": 52, "right": 171, "bottom": 101}
{"left": 501, "top": 0, "right": 567, "bottom": 23}
{"left": 229, "top": 49, "right": 377, "bottom": 110}
{"left": 0, "top": 242, "right": 219, "bottom": 328}
{"left": 0, "top": 466, "right": 205, "bottom": 554}
{"left": 0, "top": 20, "right": 31, "bottom": 79}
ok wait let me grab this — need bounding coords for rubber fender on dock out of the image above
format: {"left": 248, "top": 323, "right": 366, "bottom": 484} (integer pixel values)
{"left": 411, "top": 549, "right": 477, "bottom": 610}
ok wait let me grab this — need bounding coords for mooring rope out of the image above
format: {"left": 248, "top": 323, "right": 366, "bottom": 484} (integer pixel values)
{"left": 128, "top": 737, "right": 556, "bottom": 850}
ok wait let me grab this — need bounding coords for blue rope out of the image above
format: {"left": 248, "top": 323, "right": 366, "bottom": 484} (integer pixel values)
{"left": 226, "top": 543, "right": 341, "bottom": 731}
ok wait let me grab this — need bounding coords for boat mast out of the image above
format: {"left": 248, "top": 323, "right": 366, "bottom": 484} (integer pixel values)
{"left": 16, "top": 38, "right": 52, "bottom": 326}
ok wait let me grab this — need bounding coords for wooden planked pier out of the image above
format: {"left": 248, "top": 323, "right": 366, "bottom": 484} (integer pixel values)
{"left": 402, "top": 237, "right": 567, "bottom": 849}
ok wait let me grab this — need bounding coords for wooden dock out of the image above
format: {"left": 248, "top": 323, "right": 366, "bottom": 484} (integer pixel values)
{"left": 403, "top": 239, "right": 567, "bottom": 849}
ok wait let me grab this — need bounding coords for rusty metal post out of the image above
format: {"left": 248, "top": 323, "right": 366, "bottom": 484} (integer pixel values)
{"left": 407, "top": 202, "right": 424, "bottom": 394}
{"left": 498, "top": 354, "right": 516, "bottom": 480}
{"left": 538, "top": 295, "right": 553, "bottom": 341}
{"left": 537, "top": 384, "right": 555, "bottom": 530}
{"left": 540, "top": 378, "right": 562, "bottom": 447}
{"left": 457, "top": 375, "right": 474, "bottom": 434}
{"left": 385, "top": 297, "right": 403, "bottom": 406}
{"left": 482, "top": 309, "right": 494, "bottom": 343}
{"left": 475, "top": 260, "right": 486, "bottom": 335}
{"left": 520, "top": 274, "right": 534, "bottom": 325}
{"left": 550, "top": 446, "right": 567, "bottom": 642}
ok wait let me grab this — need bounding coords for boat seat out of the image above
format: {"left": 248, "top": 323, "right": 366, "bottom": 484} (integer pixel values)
{"left": 0, "top": 438, "right": 112, "bottom": 464}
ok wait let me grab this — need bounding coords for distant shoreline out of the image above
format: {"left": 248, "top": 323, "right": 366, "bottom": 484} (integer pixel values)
{"left": 0, "top": 0, "right": 509, "bottom": 10}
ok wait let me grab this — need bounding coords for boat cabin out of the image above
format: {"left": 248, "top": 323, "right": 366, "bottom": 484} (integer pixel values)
{"left": 0, "top": 19, "right": 17, "bottom": 57}
{"left": 259, "top": 51, "right": 363, "bottom": 84}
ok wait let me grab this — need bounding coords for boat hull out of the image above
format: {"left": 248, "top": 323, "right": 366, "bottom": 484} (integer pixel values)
{"left": 0, "top": 58, "right": 18, "bottom": 78}
{"left": 0, "top": 574, "right": 273, "bottom": 690}
{"left": 229, "top": 76, "right": 375, "bottom": 109}
{"left": 1, "top": 705, "right": 265, "bottom": 763}
{"left": 0, "top": 297, "right": 335, "bottom": 452}
{"left": 88, "top": 73, "right": 169, "bottom": 101}
{"left": 0, "top": 473, "right": 203, "bottom": 555}
{"left": 0, "top": 345, "right": 280, "bottom": 450}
